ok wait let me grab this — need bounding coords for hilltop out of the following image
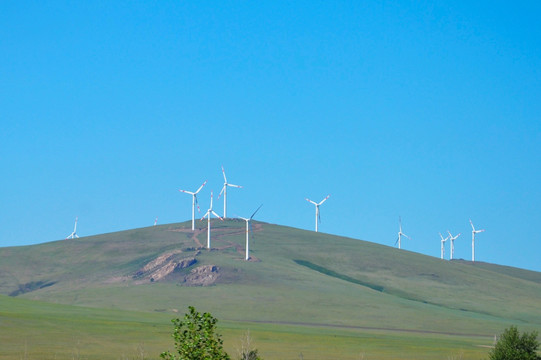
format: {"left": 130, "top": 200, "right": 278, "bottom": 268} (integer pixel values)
{"left": 1, "top": 219, "right": 540, "bottom": 340}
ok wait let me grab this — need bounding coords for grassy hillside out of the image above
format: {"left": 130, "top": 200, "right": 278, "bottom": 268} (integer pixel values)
{"left": 1, "top": 220, "right": 540, "bottom": 359}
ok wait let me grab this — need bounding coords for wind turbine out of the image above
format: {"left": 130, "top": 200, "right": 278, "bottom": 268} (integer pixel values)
{"left": 395, "top": 216, "right": 410, "bottom": 249}
{"left": 179, "top": 180, "right": 207, "bottom": 231}
{"left": 447, "top": 231, "right": 461, "bottom": 260}
{"left": 66, "top": 217, "right": 79, "bottom": 239}
{"left": 238, "top": 204, "right": 263, "bottom": 261}
{"left": 154, "top": 217, "right": 158, "bottom": 226}
{"left": 470, "top": 219, "right": 485, "bottom": 262}
{"left": 439, "top": 232, "right": 449, "bottom": 259}
{"left": 305, "top": 195, "right": 330, "bottom": 232}
{"left": 201, "top": 191, "right": 223, "bottom": 249}
{"left": 218, "top": 166, "right": 242, "bottom": 218}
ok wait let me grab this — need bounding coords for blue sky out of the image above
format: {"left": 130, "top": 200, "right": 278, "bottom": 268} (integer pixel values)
{"left": 1, "top": 1, "right": 540, "bottom": 271}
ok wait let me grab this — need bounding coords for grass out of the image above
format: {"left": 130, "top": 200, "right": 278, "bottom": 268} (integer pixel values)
{"left": 0, "top": 220, "right": 540, "bottom": 359}
{"left": 0, "top": 295, "right": 496, "bottom": 360}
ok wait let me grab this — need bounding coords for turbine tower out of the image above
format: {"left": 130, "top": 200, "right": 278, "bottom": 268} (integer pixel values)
{"left": 179, "top": 180, "right": 207, "bottom": 231}
{"left": 201, "top": 191, "right": 223, "bottom": 249}
{"left": 218, "top": 166, "right": 242, "bottom": 218}
{"left": 66, "top": 217, "right": 79, "bottom": 239}
{"left": 238, "top": 204, "right": 263, "bottom": 261}
{"left": 470, "top": 219, "right": 485, "bottom": 262}
{"left": 447, "top": 231, "right": 461, "bottom": 260}
{"left": 305, "top": 195, "right": 330, "bottom": 232}
{"left": 395, "top": 216, "right": 410, "bottom": 249}
{"left": 439, "top": 232, "right": 449, "bottom": 259}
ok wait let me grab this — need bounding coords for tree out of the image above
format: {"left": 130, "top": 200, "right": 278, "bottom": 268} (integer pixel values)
{"left": 237, "top": 331, "right": 262, "bottom": 360}
{"left": 489, "top": 326, "right": 540, "bottom": 360}
{"left": 160, "top": 306, "right": 230, "bottom": 360}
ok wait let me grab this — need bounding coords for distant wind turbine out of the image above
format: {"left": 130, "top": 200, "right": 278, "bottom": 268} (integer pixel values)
{"left": 201, "top": 191, "right": 223, "bottom": 249}
{"left": 238, "top": 204, "right": 263, "bottom": 261}
{"left": 179, "top": 180, "right": 207, "bottom": 231}
{"left": 439, "top": 232, "right": 449, "bottom": 259}
{"left": 470, "top": 219, "right": 485, "bottom": 262}
{"left": 154, "top": 217, "right": 158, "bottom": 226}
{"left": 218, "top": 166, "right": 242, "bottom": 218}
{"left": 395, "top": 217, "right": 410, "bottom": 249}
{"left": 66, "top": 217, "right": 79, "bottom": 239}
{"left": 447, "top": 231, "right": 461, "bottom": 260}
{"left": 305, "top": 195, "right": 330, "bottom": 232}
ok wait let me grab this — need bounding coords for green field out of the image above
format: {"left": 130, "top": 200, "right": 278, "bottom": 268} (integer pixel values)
{"left": 0, "top": 220, "right": 540, "bottom": 359}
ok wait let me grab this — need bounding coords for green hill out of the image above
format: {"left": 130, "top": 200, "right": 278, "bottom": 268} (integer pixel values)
{"left": 1, "top": 220, "right": 540, "bottom": 359}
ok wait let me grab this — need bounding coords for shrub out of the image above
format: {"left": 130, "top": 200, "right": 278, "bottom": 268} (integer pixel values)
{"left": 160, "top": 306, "right": 230, "bottom": 360}
{"left": 489, "top": 326, "right": 540, "bottom": 360}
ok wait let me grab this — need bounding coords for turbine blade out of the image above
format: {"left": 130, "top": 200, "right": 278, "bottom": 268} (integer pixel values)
{"left": 394, "top": 237, "right": 399, "bottom": 246}
{"left": 212, "top": 211, "right": 224, "bottom": 221}
{"left": 200, "top": 210, "right": 210, "bottom": 221}
{"left": 227, "top": 183, "right": 242, "bottom": 188}
{"left": 195, "top": 180, "right": 207, "bottom": 194}
{"left": 250, "top": 204, "right": 263, "bottom": 219}
{"left": 305, "top": 198, "right": 317, "bottom": 205}
{"left": 222, "top": 165, "right": 227, "bottom": 183}
{"left": 318, "top": 194, "right": 330, "bottom": 205}
{"left": 179, "top": 189, "right": 195, "bottom": 195}
{"left": 218, "top": 185, "right": 226, "bottom": 200}
{"left": 470, "top": 219, "right": 475, "bottom": 231}
{"left": 195, "top": 195, "right": 201, "bottom": 212}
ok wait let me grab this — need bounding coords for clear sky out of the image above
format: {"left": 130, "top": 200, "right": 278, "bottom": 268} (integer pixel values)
{"left": 1, "top": 1, "right": 540, "bottom": 271}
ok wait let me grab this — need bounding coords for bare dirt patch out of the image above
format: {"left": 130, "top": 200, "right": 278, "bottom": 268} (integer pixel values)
{"left": 183, "top": 265, "right": 220, "bottom": 286}
{"left": 133, "top": 250, "right": 199, "bottom": 284}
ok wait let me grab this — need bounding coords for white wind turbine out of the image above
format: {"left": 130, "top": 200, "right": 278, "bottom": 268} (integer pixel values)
{"left": 66, "top": 217, "right": 79, "bottom": 239}
{"left": 470, "top": 219, "right": 485, "bottom": 262}
{"left": 218, "top": 166, "right": 242, "bottom": 218}
{"left": 395, "top": 216, "right": 410, "bottom": 249}
{"left": 238, "top": 204, "right": 263, "bottom": 261}
{"left": 154, "top": 217, "right": 158, "bottom": 226}
{"left": 439, "top": 232, "right": 449, "bottom": 259}
{"left": 305, "top": 195, "right": 330, "bottom": 232}
{"left": 447, "top": 231, "right": 461, "bottom": 260}
{"left": 179, "top": 180, "right": 207, "bottom": 231}
{"left": 201, "top": 191, "right": 223, "bottom": 249}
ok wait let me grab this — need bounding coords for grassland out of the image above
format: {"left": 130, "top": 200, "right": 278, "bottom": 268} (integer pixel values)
{"left": 0, "top": 220, "right": 540, "bottom": 359}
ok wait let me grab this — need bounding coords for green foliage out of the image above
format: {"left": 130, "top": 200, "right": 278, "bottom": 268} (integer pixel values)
{"left": 489, "top": 326, "right": 540, "bottom": 360}
{"left": 160, "top": 306, "right": 230, "bottom": 360}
